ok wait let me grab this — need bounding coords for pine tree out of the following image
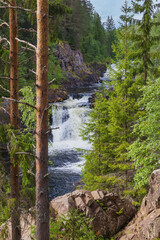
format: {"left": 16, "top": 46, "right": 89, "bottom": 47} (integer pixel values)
{"left": 131, "top": 0, "right": 160, "bottom": 84}
{"left": 81, "top": 0, "right": 139, "bottom": 194}
{"left": 36, "top": 0, "right": 49, "bottom": 239}
{"left": 9, "top": 1, "right": 21, "bottom": 239}
{"left": 104, "top": 16, "right": 116, "bottom": 59}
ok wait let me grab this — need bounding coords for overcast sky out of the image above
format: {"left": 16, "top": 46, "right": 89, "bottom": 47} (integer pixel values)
{"left": 89, "top": 0, "right": 159, "bottom": 26}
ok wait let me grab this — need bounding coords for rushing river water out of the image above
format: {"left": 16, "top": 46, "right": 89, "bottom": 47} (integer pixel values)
{"left": 48, "top": 76, "right": 109, "bottom": 200}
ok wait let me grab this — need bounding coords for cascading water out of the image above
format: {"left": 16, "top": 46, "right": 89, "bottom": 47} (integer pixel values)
{"left": 49, "top": 93, "right": 92, "bottom": 199}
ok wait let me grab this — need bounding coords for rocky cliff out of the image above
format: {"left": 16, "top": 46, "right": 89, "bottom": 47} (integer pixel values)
{"left": 54, "top": 42, "right": 106, "bottom": 88}
{"left": 116, "top": 169, "right": 160, "bottom": 240}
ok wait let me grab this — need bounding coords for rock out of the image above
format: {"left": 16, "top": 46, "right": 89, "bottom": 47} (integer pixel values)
{"left": 48, "top": 88, "right": 68, "bottom": 103}
{"left": 54, "top": 43, "right": 106, "bottom": 88}
{"left": 0, "top": 210, "right": 35, "bottom": 240}
{"left": 50, "top": 189, "right": 137, "bottom": 238}
{"left": 117, "top": 169, "right": 160, "bottom": 240}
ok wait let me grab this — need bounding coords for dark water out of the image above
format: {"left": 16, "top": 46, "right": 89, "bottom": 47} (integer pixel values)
{"left": 48, "top": 88, "right": 95, "bottom": 200}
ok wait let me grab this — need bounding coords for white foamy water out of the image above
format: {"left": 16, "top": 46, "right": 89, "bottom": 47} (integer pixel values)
{"left": 50, "top": 157, "right": 85, "bottom": 174}
{"left": 49, "top": 95, "right": 92, "bottom": 151}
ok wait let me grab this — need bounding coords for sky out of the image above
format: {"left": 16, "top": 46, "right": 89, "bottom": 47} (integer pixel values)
{"left": 89, "top": 0, "right": 159, "bottom": 26}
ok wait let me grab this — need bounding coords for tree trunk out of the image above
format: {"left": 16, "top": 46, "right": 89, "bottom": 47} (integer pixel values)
{"left": 9, "top": 0, "right": 21, "bottom": 239}
{"left": 36, "top": 0, "right": 49, "bottom": 239}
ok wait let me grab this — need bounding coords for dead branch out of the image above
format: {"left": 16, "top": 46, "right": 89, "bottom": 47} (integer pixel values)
{"left": 0, "top": 106, "right": 10, "bottom": 115}
{"left": 44, "top": 173, "right": 50, "bottom": 178}
{"left": 20, "top": 46, "right": 35, "bottom": 53}
{"left": 2, "top": 97, "right": 37, "bottom": 110}
{"left": 0, "top": 84, "right": 10, "bottom": 93}
{"left": 0, "top": 22, "right": 9, "bottom": 28}
{"left": 29, "top": 69, "right": 36, "bottom": 75}
{"left": 19, "top": 28, "right": 36, "bottom": 33}
{"left": 0, "top": 37, "right": 10, "bottom": 45}
{"left": 0, "top": 58, "right": 10, "bottom": 65}
{"left": 27, "top": 170, "right": 35, "bottom": 177}
{"left": 15, "top": 37, "right": 36, "bottom": 50}
{"left": 0, "top": 76, "right": 10, "bottom": 80}
{"left": 45, "top": 127, "right": 59, "bottom": 135}
{"left": 48, "top": 79, "right": 55, "bottom": 85}
{"left": 18, "top": 56, "right": 34, "bottom": 65}
{"left": 15, "top": 152, "right": 35, "bottom": 157}
{"left": 0, "top": 5, "right": 36, "bottom": 14}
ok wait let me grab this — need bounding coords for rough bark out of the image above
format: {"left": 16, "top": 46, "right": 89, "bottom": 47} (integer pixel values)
{"left": 36, "top": 0, "right": 49, "bottom": 239}
{"left": 9, "top": 0, "right": 21, "bottom": 239}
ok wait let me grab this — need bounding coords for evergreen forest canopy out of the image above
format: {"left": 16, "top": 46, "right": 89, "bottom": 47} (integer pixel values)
{"left": 0, "top": 0, "right": 116, "bottom": 99}
{"left": 0, "top": 0, "right": 160, "bottom": 239}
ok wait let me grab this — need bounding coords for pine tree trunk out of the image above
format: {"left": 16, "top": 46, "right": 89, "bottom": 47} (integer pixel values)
{"left": 9, "top": 1, "right": 21, "bottom": 239}
{"left": 36, "top": 0, "right": 49, "bottom": 239}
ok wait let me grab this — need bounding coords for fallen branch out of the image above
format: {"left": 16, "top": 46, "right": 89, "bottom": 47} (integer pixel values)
{"left": 2, "top": 97, "right": 37, "bottom": 110}
{"left": 15, "top": 37, "right": 36, "bottom": 50}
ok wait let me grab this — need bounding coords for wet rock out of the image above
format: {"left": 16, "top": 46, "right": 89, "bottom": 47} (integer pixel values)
{"left": 50, "top": 189, "right": 137, "bottom": 238}
{"left": 117, "top": 169, "right": 160, "bottom": 240}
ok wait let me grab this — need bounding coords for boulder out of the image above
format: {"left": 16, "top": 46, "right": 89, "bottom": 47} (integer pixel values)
{"left": 118, "top": 169, "right": 160, "bottom": 240}
{"left": 0, "top": 210, "right": 35, "bottom": 240}
{"left": 50, "top": 189, "right": 137, "bottom": 238}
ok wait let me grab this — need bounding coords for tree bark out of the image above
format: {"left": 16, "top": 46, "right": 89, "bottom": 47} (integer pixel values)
{"left": 9, "top": 0, "right": 21, "bottom": 239}
{"left": 36, "top": 0, "right": 49, "bottom": 239}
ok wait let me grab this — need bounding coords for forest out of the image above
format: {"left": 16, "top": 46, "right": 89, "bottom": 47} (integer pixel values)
{"left": 0, "top": 0, "right": 160, "bottom": 239}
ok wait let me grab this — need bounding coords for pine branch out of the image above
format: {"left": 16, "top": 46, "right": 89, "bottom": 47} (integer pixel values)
{"left": 19, "top": 28, "right": 37, "bottom": 33}
{"left": 48, "top": 79, "right": 55, "bottom": 85}
{"left": 15, "top": 37, "right": 36, "bottom": 50}
{"left": 0, "top": 76, "right": 10, "bottom": 80}
{"left": 0, "top": 37, "right": 10, "bottom": 45}
{"left": 0, "top": 4, "right": 36, "bottom": 14}
{"left": 0, "top": 84, "right": 10, "bottom": 93}
{"left": 2, "top": 97, "right": 37, "bottom": 110}
{"left": 0, "top": 106, "right": 10, "bottom": 115}
{"left": 29, "top": 69, "right": 36, "bottom": 75}
{"left": 45, "top": 127, "right": 59, "bottom": 135}
{"left": 20, "top": 46, "right": 36, "bottom": 53}
{"left": 0, "top": 21, "right": 9, "bottom": 28}
{"left": 15, "top": 152, "right": 35, "bottom": 157}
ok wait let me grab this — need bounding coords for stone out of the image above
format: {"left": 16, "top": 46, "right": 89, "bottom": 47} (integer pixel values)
{"left": 50, "top": 189, "right": 137, "bottom": 238}
{"left": 0, "top": 210, "right": 35, "bottom": 240}
{"left": 117, "top": 169, "right": 160, "bottom": 240}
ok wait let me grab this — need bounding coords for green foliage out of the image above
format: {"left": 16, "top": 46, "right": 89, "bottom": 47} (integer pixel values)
{"left": 81, "top": 1, "right": 139, "bottom": 194}
{"left": 19, "top": 86, "right": 36, "bottom": 129}
{"left": 31, "top": 209, "right": 96, "bottom": 240}
{"left": 129, "top": 78, "right": 160, "bottom": 189}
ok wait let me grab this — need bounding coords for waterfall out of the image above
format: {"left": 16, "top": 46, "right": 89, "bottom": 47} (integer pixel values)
{"left": 50, "top": 95, "right": 91, "bottom": 151}
{"left": 48, "top": 93, "right": 92, "bottom": 199}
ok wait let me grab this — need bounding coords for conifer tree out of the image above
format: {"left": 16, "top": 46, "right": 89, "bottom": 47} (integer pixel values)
{"left": 81, "top": 0, "right": 139, "bottom": 193}
{"left": 36, "top": 0, "right": 49, "bottom": 239}
{"left": 9, "top": 1, "right": 21, "bottom": 239}
{"left": 131, "top": 0, "right": 160, "bottom": 84}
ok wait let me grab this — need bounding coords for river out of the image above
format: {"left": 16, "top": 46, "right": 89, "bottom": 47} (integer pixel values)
{"left": 48, "top": 87, "right": 93, "bottom": 199}
{"left": 48, "top": 74, "right": 109, "bottom": 200}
